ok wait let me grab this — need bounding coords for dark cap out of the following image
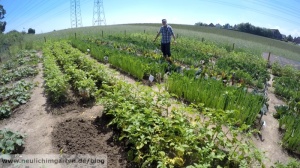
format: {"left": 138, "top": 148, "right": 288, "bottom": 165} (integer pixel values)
{"left": 162, "top": 19, "right": 167, "bottom": 23}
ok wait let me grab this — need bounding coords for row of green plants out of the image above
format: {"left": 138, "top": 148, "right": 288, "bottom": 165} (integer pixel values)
{"left": 0, "top": 50, "right": 39, "bottom": 71}
{"left": 83, "top": 33, "right": 269, "bottom": 89}
{"left": 166, "top": 73, "right": 265, "bottom": 126}
{"left": 273, "top": 159, "right": 300, "bottom": 168}
{"left": 43, "top": 41, "right": 116, "bottom": 103}
{"left": 104, "top": 33, "right": 228, "bottom": 65}
{"left": 274, "top": 103, "right": 300, "bottom": 154}
{"left": 0, "top": 66, "right": 38, "bottom": 85}
{"left": 215, "top": 52, "right": 269, "bottom": 89}
{"left": 272, "top": 62, "right": 300, "bottom": 101}
{"left": 46, "top": 40, "right": 267, "bottom": 167}
{"left": 72, "top": 34, "right": 266, "bottom": 127}
{"left": 0, "top": 129, "right": 25, "bottom": 159}
{"left": 98, "top": 79, "right": 265, "bottom": 167}
{"left": 0, "top": 50, "right": 38, "bottom": 119}
{"left": 0, "top": 50, "right": 39, "bottom": 86}
{"left": 0, "top": 80, "right": 34, "bottom": 119}
{"left": 272, "top": 62, "right": 300, "bottom": 154}
{"left": 84, "top": 33, "right": 222, "bottom": 67}
{"left": 43, "top": 44, "right": 70, "bottom": 103}
{"left": 71, "top": 38, "right": 169, "bottom": 81}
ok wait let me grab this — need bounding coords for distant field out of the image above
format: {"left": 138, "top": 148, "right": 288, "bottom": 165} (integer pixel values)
{"left": 25, "top": 23, "right": 300, "bottom": 62}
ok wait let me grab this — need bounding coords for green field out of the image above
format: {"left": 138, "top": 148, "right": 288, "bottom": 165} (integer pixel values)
{"left": 23, "top": 24, "right": 300, "bottom": 62}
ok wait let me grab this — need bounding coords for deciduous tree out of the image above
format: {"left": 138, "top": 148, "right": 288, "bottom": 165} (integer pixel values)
{"left": 0, "top": 4, "right": 6, "bottom": 33}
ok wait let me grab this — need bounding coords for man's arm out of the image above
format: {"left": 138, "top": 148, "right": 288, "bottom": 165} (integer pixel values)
{"left": 172, "top": 34, "right": 176, "bottom": 42}
{"left": 153, "top": 32, "right": 160, "bottom": 42}
{"left": 169, "top": 26, "right": 176, "bottom": 43}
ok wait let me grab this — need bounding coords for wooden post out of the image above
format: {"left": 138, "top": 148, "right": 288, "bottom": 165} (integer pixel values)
{"left": 231, "top": 72, "right": 235, "bottom": 85}
{"left": 232, "top": 43, "right": 235, "bottom": 51}
{"left": 268, "top": 52, "right": 271, "bottom": 63}
{"left": 259, "top": 121, "right": 265, "bottom": 131}
{"left": 44, "top": 37, "right": 46, "bottom": 43}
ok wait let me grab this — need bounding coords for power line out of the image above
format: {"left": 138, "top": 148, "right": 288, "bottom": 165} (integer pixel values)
{"left": 6, "top": 0, "right": 46, "bottom": 24}
{"left": 13, "top": 1, "right": 68, "bottom": 31}
{"left": 30, "top": 0, "right": 90, "bottom": 29}
{"left": 203, "top": 0, "right": 300, "bottom": 26}
{"left": 255, "top": 0, "right": 299, "bottom": 20}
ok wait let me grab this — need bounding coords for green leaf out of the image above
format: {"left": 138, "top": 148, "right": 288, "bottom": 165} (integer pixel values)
{"left": 136, "top": 142, "right": 144, "bottom": 150}
{"left": 15, "top": 139, "right": 23, "bottom": 146}
{"left": 5, "top": 140, "right": 14, "bottom": 146}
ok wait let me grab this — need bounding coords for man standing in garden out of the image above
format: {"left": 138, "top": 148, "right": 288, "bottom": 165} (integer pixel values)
{"left": 153, "top": 19, "right": 176, "bottom": 63}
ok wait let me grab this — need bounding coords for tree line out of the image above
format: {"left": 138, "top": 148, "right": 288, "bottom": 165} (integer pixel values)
{"left": 0, "top": 5, "right": 35, "bottom": 34}
{"left": 195, "top": 22, "right": 299, "bottom": 44}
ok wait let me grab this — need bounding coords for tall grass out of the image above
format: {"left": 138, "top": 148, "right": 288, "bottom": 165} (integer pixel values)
{"left": 166, "top": 73, "right": 264, "bottom": 125}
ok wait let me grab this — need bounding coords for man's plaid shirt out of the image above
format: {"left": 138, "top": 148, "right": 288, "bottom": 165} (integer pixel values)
{"left": 159, "top": 25, "right": 174, "bottom": 44}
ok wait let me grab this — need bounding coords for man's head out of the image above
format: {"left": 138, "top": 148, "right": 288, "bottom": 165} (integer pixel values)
{"left": 162, "top": 19, "right": 167, "bottom": 26}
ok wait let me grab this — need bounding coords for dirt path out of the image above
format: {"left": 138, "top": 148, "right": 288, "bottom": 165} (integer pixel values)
{"left": 262, "top": 52, "right": 300, "bottom": 70}
{"left": 0, "top": 56, "right": 128, "bottom": 167}
{"left": 251, "top": 73, "right": 292, "bottom": 167}
{"left": 0, "top": 62, "right": 57, "bottom": 154}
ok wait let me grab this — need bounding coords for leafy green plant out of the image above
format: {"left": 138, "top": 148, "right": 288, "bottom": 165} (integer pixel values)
{"left": 272, "top": 63, "right": 300, "bottom": 154}
{"left": 43, "top": 43, "right": 70, "bottom": 103}
{"left": 0, "top": 102, "right": 11, "bottom": 119}
{"left": 97, "top": 80, "right": 265, "bottom": 167}
{"left": 0, "top": 80, "right": 34, "bottom": 119}
{"left": 0, "top": 66, "right": 38, "bottom": 85}
{"left": 75, "top": 77, "right": 97, "bottom": 98}
{"left": 0, "top": 129, "right": 24, "bottom": 159}
{"left": 44, "top": 41, "right": 116, "bottom": 101}
{"left": 273, "top": 159, "right": 300, "bottom": 168}
{"left": 71, "top": 38, "right": 167, "bottom": 81}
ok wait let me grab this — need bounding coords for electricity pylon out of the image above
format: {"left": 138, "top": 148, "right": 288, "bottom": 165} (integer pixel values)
{"left": 92, "top": 0, "right": 106, "bottom": 26}
{"left": 70, "top": 0, "right": 83, "bottom": 28}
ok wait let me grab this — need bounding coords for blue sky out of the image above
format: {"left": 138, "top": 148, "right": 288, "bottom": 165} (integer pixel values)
{"left": 1, "top": 0, "right": 300, "bottom": 37}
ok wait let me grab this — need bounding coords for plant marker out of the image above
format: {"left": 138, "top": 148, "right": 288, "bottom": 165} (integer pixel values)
{"left": 149, "top": 74, "right": 154, "bottom": 83}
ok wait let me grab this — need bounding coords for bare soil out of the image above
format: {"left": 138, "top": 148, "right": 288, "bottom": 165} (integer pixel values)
{"left": 52, "top": 117, "right": 127, "bottom": 168}
{"left": 251, "top": 72, "right": 293, "bottom": 167}
{"left": 0, "top": 60, "right": 128, "bottom": 167}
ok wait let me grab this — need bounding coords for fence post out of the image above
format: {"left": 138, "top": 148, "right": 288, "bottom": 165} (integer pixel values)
{"left": 268, "top": 52, "right": 271, "bottom": 63}
{"left": 231, "top": 72, "right": 235, "bottom": 85}
{"left": 232, "top": 43, "right": 235, "bottom": 51}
